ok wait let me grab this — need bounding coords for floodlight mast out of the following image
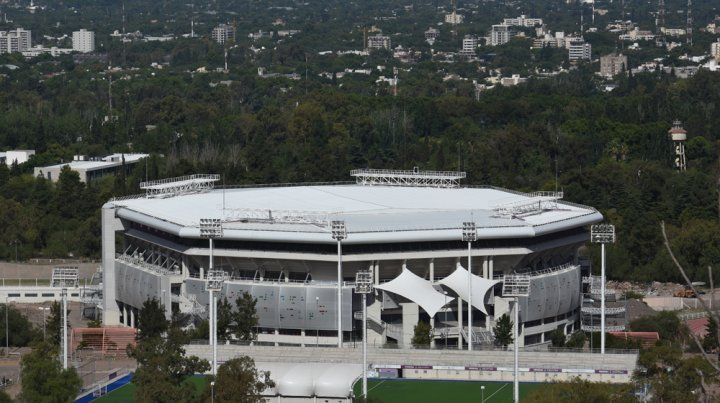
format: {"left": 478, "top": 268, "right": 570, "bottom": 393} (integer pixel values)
{"left": 331, "top": 221, "right": 347, "bottom": 348}
{"left": 462, "top": 221, "right": 477, "bottom": 351}
{"left": 52, "top": 266, "right": 77, "bottom": 370}
{"left": 591, "top": 224, "right": 615, "bottom": 355}
{"left": 503, "top": 274, "right": 530, "bottom": 403}
{"left": 200, "top": 218, "right": 223, "bottom": 375}
{"left": 354, "top": 270, "right": 374, "bottom": 400}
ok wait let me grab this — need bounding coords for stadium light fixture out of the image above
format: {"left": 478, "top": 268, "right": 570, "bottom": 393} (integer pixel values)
{"left": 503, "top": 274, "right": 530, "bottom": 403}
{"left": 52, "top": 266, "right": 77, "bottom": 370}
{"left": 462, "top": 221, "right": 477, "bottom": 351}
{"left": 591, "top": 224, "right": 615, "bottom": 355}
{"left": 354, "top": 270, "right": 374, "bottom": 399}
{"left": 206, "top": 270, "right": 227, "bottom": 376}
{"left": 331, "top": 221, "right": 347, "bottom": 348}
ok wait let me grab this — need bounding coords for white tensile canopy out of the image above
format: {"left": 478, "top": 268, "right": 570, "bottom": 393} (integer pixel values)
{"left": 437, "top": 263, "right": 500, "bottom": 315}
{"left": 376, "top": 267, "right": 453, "bottom": 317}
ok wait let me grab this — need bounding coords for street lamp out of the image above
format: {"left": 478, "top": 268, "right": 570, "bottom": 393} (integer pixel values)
{"left": 62, "top": 288, "right": 68, "bottom": 369}
{"left": 315, "top": 296, "right": 320, "bottom": 347}
{"left": 210, "top": 380, "right": 215, "bottom": 403}
{"left": 503, "top": 274, "right": 530, "bottom": 403}
{"left": 481, "top": 385, "right": 485, "bottom": 403}
{"left": 355, "top": 270, "right": 374, "bottom": 400}
{"left": 206, "top": 270, "right": 226, "bottom": 376}
{"left": 200, "top": 218, "right": 223, "bottom": 372}
{"left": 462, "top": 221, "right": 477, "bottom": 351}
{"left": 4, "top": 297, "right": 13, "bottom": 355}
{"left": 331, "top": 220, "right": 347, "bottom": 348}
{"left": 591, "top": 224, "right": 615, "bottom": 355}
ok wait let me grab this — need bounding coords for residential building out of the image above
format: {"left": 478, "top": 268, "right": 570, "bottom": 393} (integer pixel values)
{"left": 599, "top": 53, "right": 628, "bottom": 77}
{"left": 660, "top": 27, "right": 686, "bottom": 37}
{"left": 619, "top": 28, "right": 655, "bottom": 41}
{"left": 532, "top": 31, "right": 566, "bottom": 48}
{"left": 72, "top": 29, "right": 95, "bottom": 53}
{"left": 211, "top": 24, "right": 235, "bottom": 44}
{"left": 503, "top": 15, "right": 543, "bottom": 27}
{"left": 459, "top": 35, "right": 478, "bottom": 58}
{"left": 367, "top": 34, "right": 391, "bottom": 50}
{"left": 711, "top": 40, "right": 720, "bottom": 61}
{"left": 445, "top": 11, "right": 464, "bottom": 25}
{"left": 499, "top": 74, "right": 528, "bottom": 86}
{"left": 568, "top": 38, "right": 592, "bottom": 61}
{"left": 425, "top": 27, "right": 439, "bottom": 45}
{"left": 0, "top": 28, "right": 31, "bottom": 54}
{"left": 34, "top": 153, "right": 149, "bottom": 183}
{"left": 490, "top": 25, "right": 513, "bottom": 46}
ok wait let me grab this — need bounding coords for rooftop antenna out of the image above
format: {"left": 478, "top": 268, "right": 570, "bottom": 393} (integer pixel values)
{"left": 580, "top": 5, "right": 584, "bottom": 32}
{"left": 686, "top": 0, "right": 692, "bottom": 45}
{"left": 190, "top": 0, "right": 195, "bottom": 38}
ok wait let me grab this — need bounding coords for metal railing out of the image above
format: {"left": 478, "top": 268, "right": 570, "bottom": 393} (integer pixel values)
{"left": 139, "top": 174, "right": 220, "bottom": 189}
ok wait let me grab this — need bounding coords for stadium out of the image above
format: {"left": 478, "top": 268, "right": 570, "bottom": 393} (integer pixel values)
{"left": 101, "top": 168, "right": 603, "bottom": 349}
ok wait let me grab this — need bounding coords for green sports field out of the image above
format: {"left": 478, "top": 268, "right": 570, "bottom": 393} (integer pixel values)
{"left": 95, "top": 377, "right": 536, "bottom": 402}
{"left": 353, "top": 379, "right": 539, "bottom": 403}
{"left": 94, "top": 376, "right": 207, "bottom": 402}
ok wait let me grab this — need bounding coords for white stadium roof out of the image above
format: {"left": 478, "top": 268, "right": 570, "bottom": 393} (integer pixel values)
{"left": 107, "top": 184, "right": 602, "bottom": 244}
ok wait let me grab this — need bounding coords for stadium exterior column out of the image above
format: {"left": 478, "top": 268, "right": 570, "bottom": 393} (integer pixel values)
{"left": 482, "top": 257, "right": 488, "bottom": 279}
{"left": 429, "top": 259, "right": 435, "bottom": 348}
{"left": 486, "top": 256, "right": 494, "bottom": 331}
{"left": 101, "top": 205, "right": 121, "bottom": 326}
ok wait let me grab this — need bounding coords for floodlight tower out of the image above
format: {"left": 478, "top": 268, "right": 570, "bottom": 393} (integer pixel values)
{"left": 331, "top": 221, "right": 347, "bottom": 348}
{"left": 502, "top": 274, "right": 530, "bottom": 403}
{"left": 206, "top": 270, "right": 226, "bottom": 375}
{"left": 200, "top": 218, "right": 223, "bottom": 373}
{"left": 52, "top": 266, "right": 77, "bottom": 369}
{"left": 462, "top": 221, "right": 477, "bottom": 351}
{"left": 668, "top": 120, "right": 687, "bottom": 172}
{"left": 591, "top": 224, "right": 615, "bottom": 355}
{"left": 354, "top": 270, "right": 374, "bottom": 399}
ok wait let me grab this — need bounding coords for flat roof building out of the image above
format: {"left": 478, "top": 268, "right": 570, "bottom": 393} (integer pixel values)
{"left": 0, "top": 28, "right": 31, "bottom": 54}
{"left": 600, "top": 53, "right": 627, "bottom": 77}
{"left": 72, "top": 29, "right": 95, "bottom": 53}
{"left": 4, "top": 149, "right": 35, "bottom": 166}
{"left": 102, "top": 169, "right": 602, "bottom": 348}
{"left": 34, "top": 153, "right": 149, "bottom": 183}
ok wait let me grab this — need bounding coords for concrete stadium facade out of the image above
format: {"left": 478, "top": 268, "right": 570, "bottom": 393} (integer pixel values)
{"left": 101, "top": 174, "right": 602, "bottom": 348}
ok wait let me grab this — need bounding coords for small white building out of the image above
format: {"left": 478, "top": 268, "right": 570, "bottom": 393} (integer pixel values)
{"left": 367, "top": 34, "right": 391, "bottom": 50}
{"left": 212, "top": 24, "right": 235, "bottom": 44}
{"left": 503, "top": 15, "right": 543, "bottom": 27}
{"left": 4, "top": 150, "right": 35, "bottom": 166}
{"left": 34, "top": 153, "right": 149, "bottom": 183}
{"left": 711, "top": 40, "right": 720, "bottom": 61}
{"left": 72, "top": 29, "right": 95, "bottom": 53}
{"left": 490, "top": 25, "right": 513, "bottom": 46}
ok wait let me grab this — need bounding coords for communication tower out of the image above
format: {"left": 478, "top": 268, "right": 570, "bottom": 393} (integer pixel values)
{"left": 668, "top": 120, "right": 687, "bottom": 172}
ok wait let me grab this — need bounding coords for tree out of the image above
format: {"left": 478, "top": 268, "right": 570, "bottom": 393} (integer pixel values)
{"left": 46, "top": 301, "right": 70, "bottom": 347}
{"left": 137, "top": 298, "right": 169, "bottom": 340}
{"left": 129, "top": 300, "right": 210, "bottom": 403}
{"left": 19, "top": 340, "right": 82, "bottom": 403}
{"left": 411, "top": 321, "right": 432, "bottom": 348}
{"left": 564, "top": 331, "right": 586, "bottom": 349}
{"left": 216, "top": 297, "right": 233, "bottom": 341}
{"left": 702, "top": 317, "right": 718, "bottom": 352}
{"left": 550, "top": 328, "right": 566, "bottom": 348}
{"left": 207, "top": 356, "right": 275, "bottom": 403}
{"left": 0, "top": 304, "right": 38, "bottom": 348}
{"left": 493, "top": 314, "right": 513, "bottom": 347}
{"left": 231, "top": 292, "right": 258, "bottom": 341}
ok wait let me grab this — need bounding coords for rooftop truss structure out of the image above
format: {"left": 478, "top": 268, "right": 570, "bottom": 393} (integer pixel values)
{"left": 350, "top": 167, "right": 466, "bottom": 188}
{"left": 493, "top": 191, "right": 564, "bottom": 218}
{"left": 223, "top": 208, "right": 333, "bottom": 227}
{"left": 52, "top": 266, "right": 79, "bottom": 288}
{"left": 140, "top": 174, "right": 220, "bottom": 198}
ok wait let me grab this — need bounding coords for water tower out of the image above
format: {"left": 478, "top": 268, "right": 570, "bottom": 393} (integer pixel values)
{"left": 668, "top": 120, "right": 687, "bottom": 172}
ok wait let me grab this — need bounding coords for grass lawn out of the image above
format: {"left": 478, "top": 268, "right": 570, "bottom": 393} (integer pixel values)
{"left": 94, "top": 376, "right": 207, "bottom": 402}
{"left": 353, "top": 379, "right": 539, "bottom": 403}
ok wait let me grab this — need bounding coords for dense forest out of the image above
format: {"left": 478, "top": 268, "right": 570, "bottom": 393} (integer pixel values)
{"left": 2, "top": 60, "right": 720, "bottom": 284}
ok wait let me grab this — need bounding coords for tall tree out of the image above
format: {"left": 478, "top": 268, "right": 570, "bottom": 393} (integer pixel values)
{"left": 411, "top": 321, "right": 432, "bottom": 348}
{"left": 231, "top": 292, "right": 258, "bottom": 341}
{"left": 19, "top": 341, "right": 82, "bottom": 403}
{"left": 208, "top": 356, "right": 275, "bottom": 403}
{"left": 136, "top": 298, "right": 169, "bottom": 340}
{"left": 493, "top": 314, "right": 513, "bottom": 347}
